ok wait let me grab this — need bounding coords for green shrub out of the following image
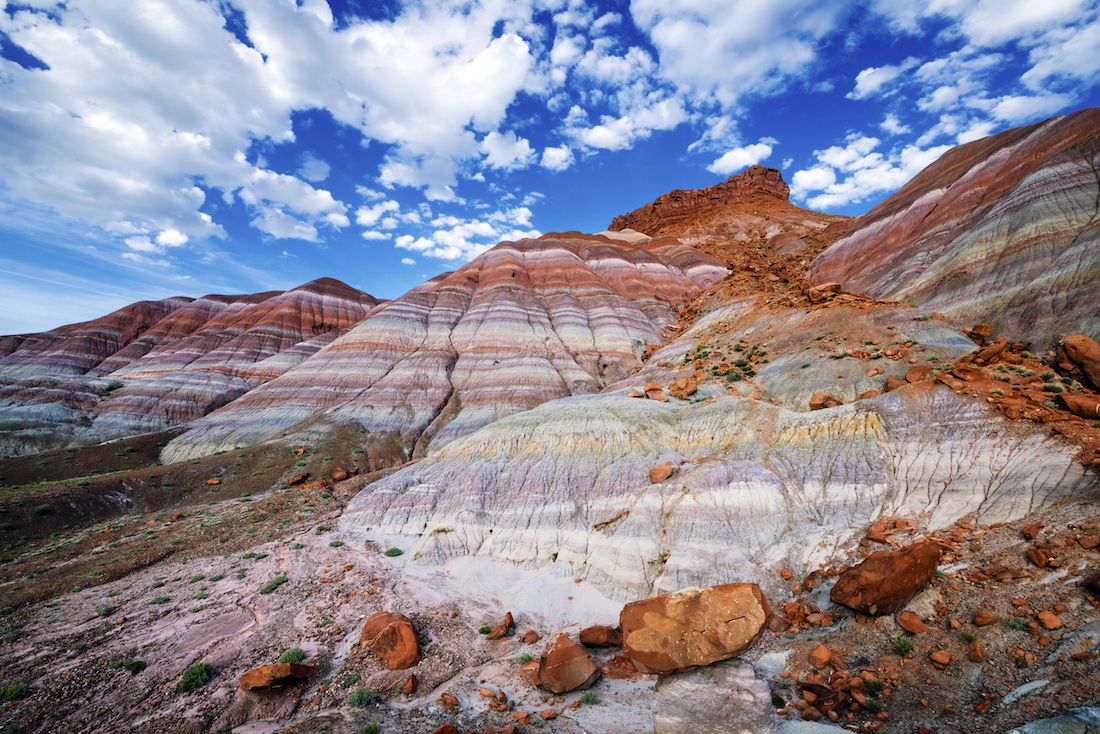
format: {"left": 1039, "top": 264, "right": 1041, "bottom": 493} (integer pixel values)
{"left": 1009, "top": 617, "right": 1029, "bottom": 631}
{"left": 259, "top": 575, "right": 288, "bottom": 594}
{"left": 771, "top": 693, "right": 785, "bottom": 707}
{"left": 278, "top": 647, "right": 306, "bottom": 664}
{"left": 579, "top": 691, "right": 600, "bottom": 705}
{"left": 96, "top": 605, "right": 114, "bottom": 617}
{"left": 362, "top": 725, "right": 381, "bottom": 734}
{"left": 517, "top": 653, "right": 533, "bottom": 664}
{"left": 329, "top": 540, "right": 344, "bottom": 548}
{"left": 478, "top": 625, "right": 491, "bottom": 634}
{"left": 105, "top": 380, "right": 125, "bottom": 392}
{"left": 1042, "top": 383, "right": 1063, "bottom": 393}
{"left": 0, "top": 682, "right": 29, "bottom": 702}
{"left": 188, "top": 574, "right": 205, "bottom": 583}
{"left": 149, "top": 596, "right": 170, "bottom": 605}
{"left": 347, "top": 687, "right": 380, "bottom": 707}
{"left": 175, "top": 662, "right": 213, "bottom": 693}
{"left": 865, "top": 679, "right": 884, "bottom": 695}
{"left": 891, "top": 636, "right": 912, "bottom": 655}
{"left": 383, "top": 547, "right": 403, "bottom": 557}
{"left": 864, "top": 698, "right": 883, "bottom": 713}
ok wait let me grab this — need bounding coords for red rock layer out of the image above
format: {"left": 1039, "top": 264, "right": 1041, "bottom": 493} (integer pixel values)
{"left": 0, "top": 278, "right": 379, "bottom": 455}
{"left": 163, "top": 233, "right": 727, "bottom": 463}
{"left": 811, "top": 107, "right": 1100, "bottom": 348}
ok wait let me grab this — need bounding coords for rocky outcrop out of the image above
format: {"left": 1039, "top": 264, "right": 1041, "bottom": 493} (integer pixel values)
{"left": 811, "top": 108, "right": 1100, "bottom": 349}
{"left": 536, "top": 634, "right": 601, "bottom": 692}
{"left": 830, "top": 541, "right": 942, "bottom": 615}
{"left": 359, "top": 612, "right": 420, "bottom": 670}
{"left": 0, "top": 278, "right": 379, "bottom": 456}
{"left": 610, "top": 166, "right": 791, "bottom": 236}
{"left": 337, "top": 380, "right": 1091, "bottom": 601}
{"left": 620, "top": 584, "right": 771, "bottom": 674}
{"left": 238, "top": 662, "right": 315, "bottom": 690}
{"left": 1063, "top": 334, "right": 1100, "bottom": 388}
{"left": 609, "top": 166, "right": 849, "bottom": 260}
{"left": 162, "top": 233, "right": 726, "bottom": 463}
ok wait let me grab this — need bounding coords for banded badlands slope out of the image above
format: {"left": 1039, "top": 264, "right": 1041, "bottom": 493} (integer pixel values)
{"left": 0, "top": 113, "right": 1099, "bottom": 734}
{"left": 160, "top": 233, "right": 727, "bottom": 465}
{"left": 812, "top": 107, "right": 1100, "bottom": 348}
{"left": 0, "top": 278, "right": 380, "bottom": 456}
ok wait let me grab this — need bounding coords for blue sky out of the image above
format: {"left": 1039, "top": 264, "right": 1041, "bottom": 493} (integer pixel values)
{"left": 1, "top": 0, "right": 1098, "bottom": 333}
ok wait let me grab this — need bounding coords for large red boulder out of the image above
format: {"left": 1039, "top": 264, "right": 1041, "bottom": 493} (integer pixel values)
{"left": 1063, "top": 335, "right": 1100, "bottom": 388}
{"left": 830, "top": 541, "right": 941, "bottom": 615}
{"left": 536, "top": 634, "right": 601, "bottom": 693}
{"left": 359, "top": 612, "right": 421, "bottom": 670}
{"left": 620, "top": 583, "right": 771, "bottom": 674}
{"left": 238, "top": 662, "right": 314, "bottom": 690}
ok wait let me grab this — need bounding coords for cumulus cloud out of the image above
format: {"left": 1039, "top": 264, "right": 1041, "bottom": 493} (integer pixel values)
{"left": 991, "top": 92, "right": 1078, "bottom": 123}
{"left": 298, "top": 154, "right": 331, "bottom": 183}
{"left": 707, "top": 140, "right": 776, "bottom": 175}
{"left": 790, "top": 134, "right": 951, "bottom": 209}
{"left": 847, "top": 58, "right": 918, "bottom": 99}
{"left": 0, "top": 0, "right": 538, "bottom": 251}
{"left": 395, "top": 206, "right": 540, "bottom": 261}
{"left": 541, "top": 145, "right": 574, "bottom": 171}
{"left": 479, "top": 131, "right": 536, "bottom": 170}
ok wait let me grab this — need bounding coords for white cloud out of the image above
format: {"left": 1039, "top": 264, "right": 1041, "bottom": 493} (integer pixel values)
{"left": 479, "top": 130, "right": 536, "bottom": 170}
{"left": 298, "top": 154, "right": 331, "bottom": 183}
{"left": 541, "top": 145, "right": 574, "bottom": 171}
{"left": 990, "top": 93, "right": 1077, "bottom": 123}
{"left": 880, "top": 113, "right": 911, "bottom": 135}
{"left": 630, "top": 0, "right": 849, "bottom": 107}
{"left": 400, "top": 257, "right": 416, "bottom": 265}
{"left": 0, "top": 0, "right": 538, "bottom": 246}
{"left": 361, "top": 230, "right": 392, "bottom": 241}
{"left": 395, "top": 207, "right": 541, "bottom": 261}
{"left": 847, "top": 58, "right": 918, "bottom": 99}
{"left": 790, "top": 134, "right": 952, "bottom": 210}
{"left": 707, "top": 140, "right": 775, "bottom": 175}
{"left": 355, "top": 200, "right": 400, "bottom": 227}
{"left": 155, "top": 229, "right": 189, "bottom": 248}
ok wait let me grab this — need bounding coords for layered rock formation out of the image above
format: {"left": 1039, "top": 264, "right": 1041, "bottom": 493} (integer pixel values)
{"left": 812, "top": 107, "right": 1100, "bottom": 348}
{"left": 610, "top": 164, "right": 850, "bottom": 259}
{"left": 161, "top": 233, "right": 726, "bottom": 464}
{"left": 0, "top": 278, "right": 379, "bottom": 455}
{"left": 338, "top": 382, "right": 1092, "bottom": 600}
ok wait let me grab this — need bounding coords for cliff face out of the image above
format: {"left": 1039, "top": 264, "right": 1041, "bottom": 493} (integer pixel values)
{"left": 161, "top": 233, "right": 727, "bottom": 465}
{"left": 811, "top": 107, "right": 1100, "bottom": 348}
{"left": 609, "top": 165, "right": 793, "bottom": 237}
{"left": 0, "top": 278, "right": 380, "bottom": 456}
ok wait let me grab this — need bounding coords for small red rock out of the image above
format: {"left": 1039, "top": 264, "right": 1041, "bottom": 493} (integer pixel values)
{"left": 205, "top": 478, "right": 221, "bottom": 486}
{"left": 487, "top": 611, "right": 515, "bottom": 640}
{"left": 974, "top": 610, "right": 999, "bottom": 627}
{"left": 438, "top": 692, "right": 460, "bottom": 708}
{"left": 897, "top": 611, "right": 930, "bottom": 634}
{"left": 402, "top": 674, "right": 417, "bottom": 695}
{"left": 1037, "top": 610, "right": 1064, "bottom": 630}
{"left": 929, "top": 650, "right": 953, "bottom": 666}
{"left": 578, "top": 625, "right": 622, "bottom": 648}
{"left": 649, "top": 462, "right": 675, "bottom": 483}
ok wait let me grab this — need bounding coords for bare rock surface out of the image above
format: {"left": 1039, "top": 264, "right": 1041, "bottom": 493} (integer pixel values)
{"left": 811, "top": 108, "right": 1100, "bottom": 349}
{"left": 830, "top": 541, "right": 942, "bottom": 615}
{"left": 620, "top": 583, "right": 771, "bottom": 674}
{"left": 163, "top": 233, "right": 725, "bottom": 464}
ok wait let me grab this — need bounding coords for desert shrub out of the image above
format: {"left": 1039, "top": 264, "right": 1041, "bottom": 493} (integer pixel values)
{"left": 175, "top": 663, "right": 213, "bottom": 693}
{"left": 278, "top": 647, "right": 306, "bottom": 664}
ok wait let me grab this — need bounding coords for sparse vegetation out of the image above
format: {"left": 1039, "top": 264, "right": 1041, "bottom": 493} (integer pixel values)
{"left": 96, "top": 605, "right": 114, "bottom": 617}
{"left": 1009, "top": 617, "right": 1029, "bottom": 631}
{"left": 259, "top": 575, "right": 288, "bottom": 594}
{"left": 383, "top": 547, "right": 403, "bottom": 557}
{"left": 329, "top": 539, "right": 344, "bottom": 548}
{"left": 175, "top": 662, "right": 213, "bottom": 693}
{"left": 105, "top": 380, "right": 125, "bottom": 392}
{"left": 478, "top": 625, "right": 492, "bottom": 634}
{"left": 278, "top": 647, "right": 306, "bottom": 664}
{"left": 362, "top": 725, "right": 381, "bottom": 734}
{"left": 579, "top": 691, "right": 600, "bottom": 705}
{"left": 891, "top": 636, "right": 913, "bottom": 655}
{"left": 149, "top": 596, "right": 170, "bottom": 605}
{"left": 0, "top": 682, "right": 30, "bottom": 702}
{"left": 347, "top": 687, "right": 380, "bottom": 707}
{"left": 518, "top": 653, "right": 533, "bottom": 664}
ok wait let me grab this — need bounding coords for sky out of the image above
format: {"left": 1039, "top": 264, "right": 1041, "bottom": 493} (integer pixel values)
{"left": 1, "top": 0, "right": 1098, "bottom": 333}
